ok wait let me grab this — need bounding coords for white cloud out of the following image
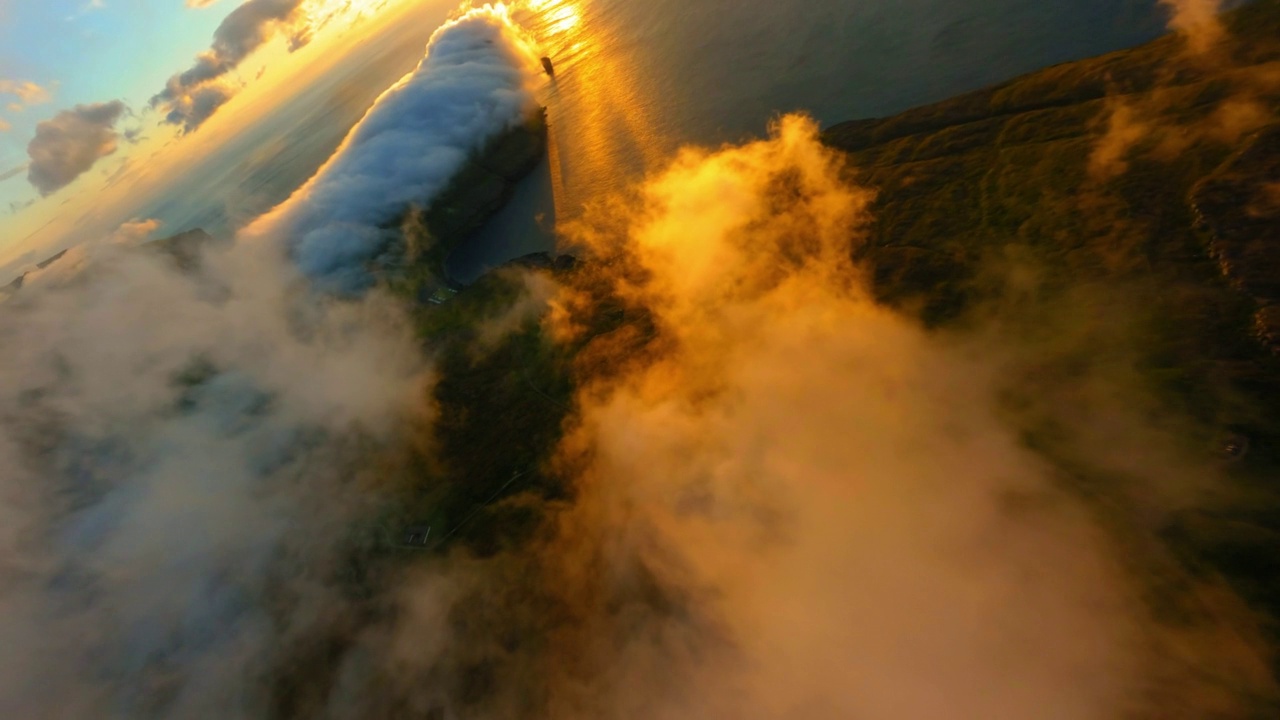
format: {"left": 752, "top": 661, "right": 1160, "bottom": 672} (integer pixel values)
{"left": 243, "top": 4, "right": 539, "bottom": 292}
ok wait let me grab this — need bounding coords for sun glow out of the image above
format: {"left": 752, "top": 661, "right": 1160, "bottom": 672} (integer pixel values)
{"left": 544, "top": 4, "right": 581, "bottom": 34}
{"left": 523, "top": 0, "right": 582, "bottom": 36}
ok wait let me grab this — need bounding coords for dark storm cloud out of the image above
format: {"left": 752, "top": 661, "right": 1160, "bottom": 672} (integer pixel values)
{"left": 152, "top": 0, "right": 309, "bottom": 132}
{"left": 26, "top": 101, "right": 125, "bottom": 196}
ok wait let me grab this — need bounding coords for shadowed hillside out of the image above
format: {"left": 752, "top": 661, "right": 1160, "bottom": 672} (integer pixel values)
{"left": 821, "top": 0, "right": 1280, "bottom": 683}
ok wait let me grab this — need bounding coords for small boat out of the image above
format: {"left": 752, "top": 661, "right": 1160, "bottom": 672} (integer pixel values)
{"left": 541, "top": 56, "right": 555, "bottom": 76}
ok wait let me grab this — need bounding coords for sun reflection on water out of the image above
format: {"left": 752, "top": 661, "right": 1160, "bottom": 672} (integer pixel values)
{"left": 512, "top": 0, "right": 665, "bottom": 222}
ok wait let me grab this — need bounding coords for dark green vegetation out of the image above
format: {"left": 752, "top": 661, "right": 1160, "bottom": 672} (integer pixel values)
{"left": 374, "top": 254, "right": 630, "bottom": 558}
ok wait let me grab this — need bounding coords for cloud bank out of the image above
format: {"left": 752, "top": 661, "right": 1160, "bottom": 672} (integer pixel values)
{"left": 243, "top": 4, "right": 539, "bottom": 292}
{"left": 0, "top": 191, "right": 429, "bottom": 719}
{"left": 26, "top": 100, "right": 126, "bottom": 196}
{"left": 152, "top": 0, "right": 310, "bottom": 132}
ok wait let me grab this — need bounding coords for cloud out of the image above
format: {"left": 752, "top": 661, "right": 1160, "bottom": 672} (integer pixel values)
{"left": 152, "top": 0, "right": 310, "bottom": 132}
{"left": 108, "top": 217, "right": 163, "bottom": 246}
{"left": 242, "top": 4, "right": 538, "bottom": 293}
{"left": 26, "top": 100, "right": 126, "bottom": 196}
{"left": 0, "top": 54, "right": 1270, "bottom": 717}
{"left": 0, "top": 79, "right": 53, "bottom": 107}
{"left": 0, "top": 117, "right": 9, "bottom": 132}
{"left": 1089, "top": 99, "right": 1150, "bottom": 180}
{"left": 1159, "top": 0, "right": 1226, "bottom": 55}
{"left": 187, "top": 0, "right": 224, "bottom": 7}
{"left": 1084, "top": 1, "right": 1276, "bottom": 182}
{"left": 0, "top": 175, "right": 429, "bottom": 720}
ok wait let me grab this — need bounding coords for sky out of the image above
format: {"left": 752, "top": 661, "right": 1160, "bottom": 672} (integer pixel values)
{"left": 0, "top": 0, "right": 424, "bottom": 281}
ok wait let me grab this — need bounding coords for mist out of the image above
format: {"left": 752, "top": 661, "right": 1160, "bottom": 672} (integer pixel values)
{"left": 301, "top": 115, "right": 1274, "bottom": 719}
{"left": 1160, "top": 0, "right": 1226, "bottom": 54}
{"left": 0, "top": 223, "right": 430, "bottom": 717}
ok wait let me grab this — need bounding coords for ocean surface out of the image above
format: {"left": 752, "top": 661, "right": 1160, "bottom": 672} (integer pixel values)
{"left": 445, "top": 0, "right": 1170, "bottom": 279}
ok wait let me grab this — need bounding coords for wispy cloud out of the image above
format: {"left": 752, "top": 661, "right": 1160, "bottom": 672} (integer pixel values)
{"left": 1159, "top": 0, "right": 1225, "bottom": 55}
{"left": 0, "top": 163, "right": 27, "bottom": 182}
{"left": 151, "top": 0, "right": 311, "bottom": 132}
{"left": 64, "top": 0, "right": 106, "bottom": 23}
{"left": 0, "top": 79, "right": 53, "bottom": 109}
